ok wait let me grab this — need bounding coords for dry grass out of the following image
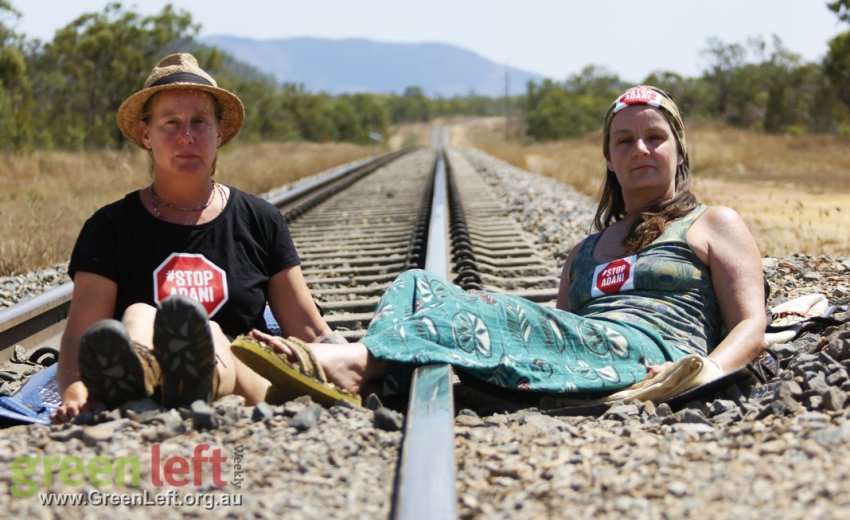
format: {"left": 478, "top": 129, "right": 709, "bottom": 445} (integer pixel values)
{"left": 456, "top": 118, "right": 850, "bottom": 259}
{"left": 388, "top": 122, "right": 436, "bottom": 149}
{"left": 0, "top": 142, "right": 380, "bottom": 275}
{"left": 7, "top": 120, "right": 844, "bottom": 277}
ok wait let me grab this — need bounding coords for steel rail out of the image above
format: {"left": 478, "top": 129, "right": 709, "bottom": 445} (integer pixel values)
{"left": 394, "top": 142, "right": 458, "bottom": 520}
{"left": 273, "top": 148, "right": 414, "bottom": 221}
{"left": 0, "top": 283, "right": 72, "bottom": 364}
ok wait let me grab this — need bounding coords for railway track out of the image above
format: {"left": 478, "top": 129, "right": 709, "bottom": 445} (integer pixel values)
{"left": 5, "top": 137, "right": 847, "bottom": 519}
{"left": 0, "top": 147, "right": 560, "bottom": 365}
{"left": 0, "top": 139, "right": 562, "bottom": 518}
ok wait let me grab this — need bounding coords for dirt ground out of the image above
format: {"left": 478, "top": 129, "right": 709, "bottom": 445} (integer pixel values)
{"left": 693, "top": 177, "right": 850, "bottom": 258}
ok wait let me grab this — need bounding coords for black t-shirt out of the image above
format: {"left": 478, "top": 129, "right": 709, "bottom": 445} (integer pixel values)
{"left": 68, "top": 186, "right": 300, "bottom": 337}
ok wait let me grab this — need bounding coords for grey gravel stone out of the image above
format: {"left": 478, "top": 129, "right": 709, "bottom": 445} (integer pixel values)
{"left": 363, "top": 393, "right": 383, "bottom": 411}
{"left": 121, "top": 398, "right": 167, "bottom": 421}
{"left": 190, "top": 400, "right": 219, "bottom": 430}
{"left": 252, "top": 401, "right": 274, "bottom": 422}
{"left": 823, "top": 387, "right": 848, "bottom": 411}
{"left": 373, "top": 406, "right": 404, "bottom": 431}
{"left": 292, "top": 403, "right": 323, "bottom": 431}
{"left": 82, "top": 418, "right": 129, "bottom": 446}
{"left": 48, "top": 425, "right": 84, "bottom": 442}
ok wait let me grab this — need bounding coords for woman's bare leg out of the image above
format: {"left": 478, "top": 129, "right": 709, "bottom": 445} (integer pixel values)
{"left": 121, "top": 303, "right": 157, "bottom": 349}
{"left": 214, "top": 326, "right": 270, "bottom": 404}
{"left": 123, "top": 303, "right": 270, "bottom": 404}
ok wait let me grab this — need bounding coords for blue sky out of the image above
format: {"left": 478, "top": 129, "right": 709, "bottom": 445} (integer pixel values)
{"left": 9, "top": 0, "right": 846, "bottom": 83}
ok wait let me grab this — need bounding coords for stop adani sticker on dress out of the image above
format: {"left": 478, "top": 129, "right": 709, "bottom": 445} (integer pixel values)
{"left": 153, "top": 253, "right": 228, "bottom": 317}
{"left": 591, "top": 254, "right": 637, "bottom": 298}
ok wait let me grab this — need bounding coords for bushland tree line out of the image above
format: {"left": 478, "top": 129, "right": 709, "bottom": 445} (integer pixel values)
{"left": 525, "top": 1, "right": 850, "bottom": 141}
{"left": 0, "top": 1, "right": 848, "bottom": 150}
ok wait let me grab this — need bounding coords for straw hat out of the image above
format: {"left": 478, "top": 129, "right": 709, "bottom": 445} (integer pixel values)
{"left": 116, "top": 53, "right": 245, "bottom": 148}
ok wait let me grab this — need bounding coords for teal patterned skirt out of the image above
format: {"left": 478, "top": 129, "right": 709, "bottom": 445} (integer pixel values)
{"left": 361, "top": 270, "right": 685, "bottom": 396}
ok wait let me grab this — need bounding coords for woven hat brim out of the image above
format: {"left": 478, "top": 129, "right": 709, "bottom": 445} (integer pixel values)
{"left": 116, "top": 83, "right": 245, "bottom": 148}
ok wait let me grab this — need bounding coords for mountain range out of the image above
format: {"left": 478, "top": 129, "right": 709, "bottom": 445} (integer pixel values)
{"left": 201, "top": 35, "right": 544, "bottom": 97}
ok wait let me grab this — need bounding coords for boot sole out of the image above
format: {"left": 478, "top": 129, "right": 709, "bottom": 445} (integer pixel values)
{"left": 154, "top": 296, "right": 216, "bottom": 408}
{"left": 78, "top": 319, "right": 148, "bottom": 409}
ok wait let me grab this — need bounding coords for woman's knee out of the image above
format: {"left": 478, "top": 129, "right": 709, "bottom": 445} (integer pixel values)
{"left": 122, "top": 302, "right": 157, "bottom": 323}
{"left": 121, "top": 303, "right": 157, "bottom": 345}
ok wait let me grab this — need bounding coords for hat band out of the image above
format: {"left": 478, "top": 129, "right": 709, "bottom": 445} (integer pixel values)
{"left": 150, "top": 72, "right": 214, "bottom": 88}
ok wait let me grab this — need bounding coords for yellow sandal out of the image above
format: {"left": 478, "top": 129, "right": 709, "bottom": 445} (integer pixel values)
{"left": 230, "top": 335, "right": 361, "bottom": 407}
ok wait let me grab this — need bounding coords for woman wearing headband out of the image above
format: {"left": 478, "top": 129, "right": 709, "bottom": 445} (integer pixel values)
{"left": 52, "top": 53, "right": 337, "bottom": 423}
{"left": 233, "top": 85, "right": 767, "bottom": 404}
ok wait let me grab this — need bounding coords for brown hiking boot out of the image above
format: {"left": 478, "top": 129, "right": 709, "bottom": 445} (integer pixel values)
{"left": 79, "top": 319, "right": 162, "bottom": 409}
{"left": 153, "top": 295, "right": 218, "bottom": 408}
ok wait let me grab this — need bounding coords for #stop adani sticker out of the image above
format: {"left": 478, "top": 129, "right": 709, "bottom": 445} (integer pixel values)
{"left": 153, "top": 253, "right": 228, "bottom": 317}
{"left": 591, "top": 254, "right": 637, "bottom": 298}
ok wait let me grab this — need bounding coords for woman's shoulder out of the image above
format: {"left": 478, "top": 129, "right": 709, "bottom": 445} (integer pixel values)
{"left": 88, "top": 191, "right": 142, "bottom": 220}
{"left": 225, "top": 186, "right": 287, "bottom": 229}
{"left": 228, "top": 186, "right": 276, "bottom": 210}
{"left": 694, "top": 204, "right": 748, "bottom": 231}
{"left": 688, "top": 204, "right": 756, "bottom": 260}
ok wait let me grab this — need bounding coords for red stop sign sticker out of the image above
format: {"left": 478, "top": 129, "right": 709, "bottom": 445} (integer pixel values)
{"left": 591, "top": 255, "right": 637, "bottom": 297}
{"left": 153, "top": 253, "right": 229, "bottom": 317}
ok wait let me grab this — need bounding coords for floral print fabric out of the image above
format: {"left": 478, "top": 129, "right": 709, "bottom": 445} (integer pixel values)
{"left": 362, "top": 269, "right": 682, "bottom": 396}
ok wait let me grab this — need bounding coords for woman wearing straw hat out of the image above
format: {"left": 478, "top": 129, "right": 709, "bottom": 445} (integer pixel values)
{"left": 230, "top": 85, "right": 767, "bottom": 406}
{"left": 52, "top": 53, "right": 337, "bottom": 423}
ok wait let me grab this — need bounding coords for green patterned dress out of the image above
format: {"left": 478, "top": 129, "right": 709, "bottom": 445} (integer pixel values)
{"left": 362, "top": 206, "right": 722, "bottom": 396}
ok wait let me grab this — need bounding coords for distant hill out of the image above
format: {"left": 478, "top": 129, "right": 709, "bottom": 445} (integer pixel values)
{"left": 201, "top": 35, "right": 544, "bottom": 97}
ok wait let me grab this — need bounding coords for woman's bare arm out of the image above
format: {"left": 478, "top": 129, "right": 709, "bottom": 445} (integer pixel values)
{"left": 555, "top": 240, "right": 585, "bottom": 312}
{"left": 267, "top": 265, "right": 332, "bottom": 341}
{"left": 52, "top": 272, "right": 118, "bottom": 423}
{"left": 689, "top": 206, "right": 767, "bottom": 372}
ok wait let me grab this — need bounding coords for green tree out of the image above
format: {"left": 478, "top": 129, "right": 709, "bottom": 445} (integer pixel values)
{"left": 790, "top": 62, "right": 841, "bottom": 133}
{"left": 0, "top": 1, "right": 33, "bottom": 148}
{"left": 524, "top": 67, "right": 619, "bottom": 142}
{"left": 387, "top": 86, "right": 432, "bottom": 123}
{"left": 30, "top": 2, "right": 198, "bottom": 149}
{"left": 641, "top": 72, "right": 708, "bottom": 120}
{"left": 824, "top": 31, "right": 850, "bottom": 112}
{"left": 237, "top": 80, "right": 300, "bottom": 142}
{"left": 564, "top": 65, "right": 621, "bottom": 98}
{"left": 525, "top": 80, "right": 570, "bottom": 140}
{"left": 342, "top": 93, "right": 389, "bottom": 142}
{"left": 700, "top": 37, "right": 746, "bottom": 117}
{"left": 824, "top": 0, "right": 850, "bottom": 115}
{"left": 697, "top": 35, "right": 823, "bottom": 133}
{"left": 828, "top": 0, "right": 850, "bottom": 23}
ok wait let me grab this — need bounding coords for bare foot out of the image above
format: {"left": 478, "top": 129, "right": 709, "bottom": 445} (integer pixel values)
{"left": 248, "top": 330, "right": 386, "bottom": 395}
{"left": 306, "top": 342, "right": 370, "bottom": 394}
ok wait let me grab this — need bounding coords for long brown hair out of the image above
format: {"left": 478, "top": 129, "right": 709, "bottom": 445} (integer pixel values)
{"left": 594, "top": 86, "right": 698, "bottom": 252}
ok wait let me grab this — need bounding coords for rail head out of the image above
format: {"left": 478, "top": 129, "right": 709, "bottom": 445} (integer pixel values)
{"left": 0, "top": 282, "right": 73, "bottom": 333}
{"left": 267, "top": 148, "right": 415, "bottom": 208}
{"left": 0, "top": 282, "right": 73, "bottom": 363}
{"left": 394, "top": 147, "right": 458, "bottom": 520}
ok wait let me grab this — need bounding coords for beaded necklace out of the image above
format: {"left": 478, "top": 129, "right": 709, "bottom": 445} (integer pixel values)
{"left": 150, "top": 180, "right": 226, "bottom": 223}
